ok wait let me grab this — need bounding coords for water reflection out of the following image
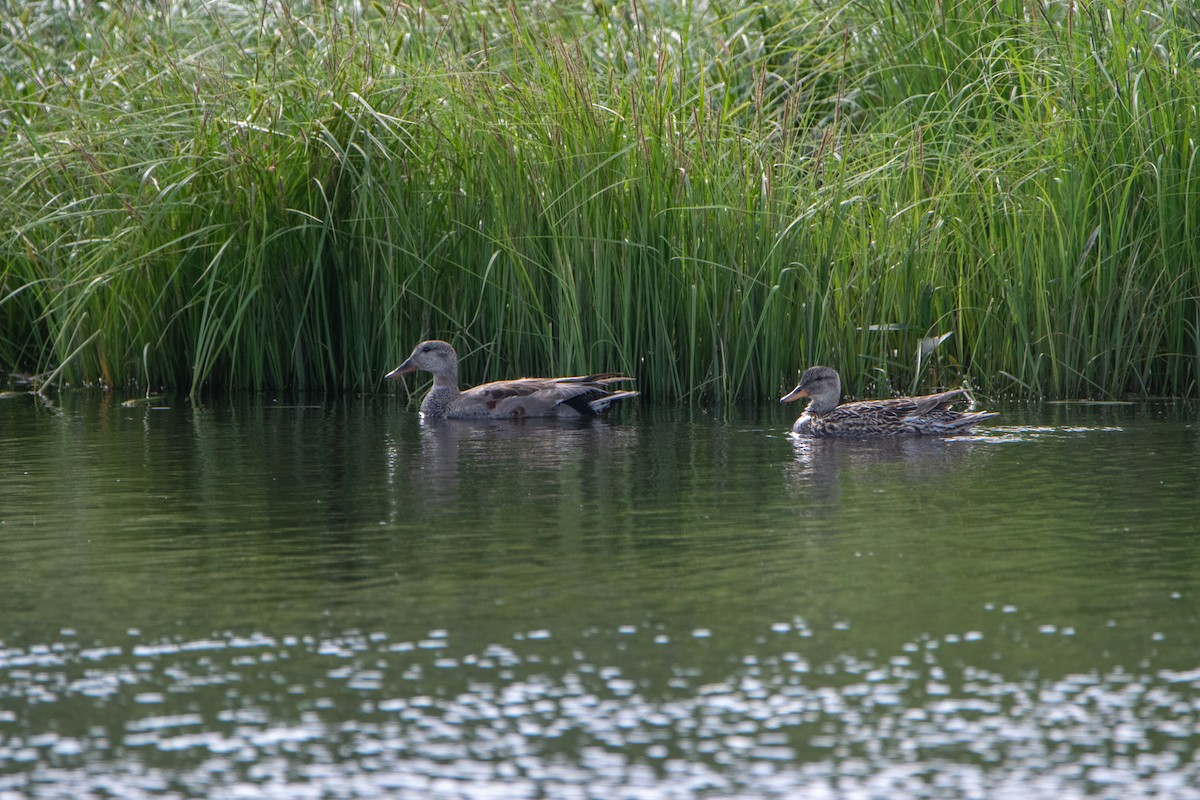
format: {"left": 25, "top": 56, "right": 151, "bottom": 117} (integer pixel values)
{"left": 387, "top": 417, "right": 640, "bottom": 507}
{"left": 784, "top": 434, "right": 991, "bottom": 508}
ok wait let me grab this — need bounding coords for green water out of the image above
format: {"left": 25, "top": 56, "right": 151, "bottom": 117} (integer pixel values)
{"left": 1, "top": 393, "right": 1198, "bottom": 799}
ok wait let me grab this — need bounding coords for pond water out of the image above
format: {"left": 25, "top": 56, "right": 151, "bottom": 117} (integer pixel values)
{"left": 1, "top": 391, "right": 1198, "bottom": 799}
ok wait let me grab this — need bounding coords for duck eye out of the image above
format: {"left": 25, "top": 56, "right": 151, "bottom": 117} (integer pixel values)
{"left": 421, "top": 345, "right": 433, "bottom": 352}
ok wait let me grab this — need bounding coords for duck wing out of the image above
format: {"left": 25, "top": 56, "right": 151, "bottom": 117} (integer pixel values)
{"left": 461, "top": 375, "right": 637, "bottom": 417}
{"left": 904, "top": 388, "right": 969, "bottom": 417}
{"left": 814, "top": 390, "right": 977, "bottom": 434}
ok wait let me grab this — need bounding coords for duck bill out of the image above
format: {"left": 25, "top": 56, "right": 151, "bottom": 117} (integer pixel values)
{"left": 385, "top": 359, "right": 417, "bottom": 380}
{"left": 779, "top": 386, "right": 809, "bottom": 403}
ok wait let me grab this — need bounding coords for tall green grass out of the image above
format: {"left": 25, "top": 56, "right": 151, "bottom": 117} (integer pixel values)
{"left": 1, "top": 0, "right": 1198, "bottom": 400}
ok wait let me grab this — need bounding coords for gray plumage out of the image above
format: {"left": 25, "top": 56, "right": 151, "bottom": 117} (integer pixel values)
{"left": 386, "top": 340, "right": 638, "bottom": 419}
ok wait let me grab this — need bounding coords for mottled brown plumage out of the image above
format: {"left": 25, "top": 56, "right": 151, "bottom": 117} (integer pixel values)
{"left": 780, "top": 365, "right": 996, "bottom": 437}
{"left": 386, "top": 340, "right": 638, "bottom": 419}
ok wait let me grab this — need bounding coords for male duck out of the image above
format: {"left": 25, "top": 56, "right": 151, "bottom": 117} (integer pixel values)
{"left": 780, "top": 365, "right": 996, "bottom": 437}
{"left": 386, "top": 340, "right": 639, "bottom": 419}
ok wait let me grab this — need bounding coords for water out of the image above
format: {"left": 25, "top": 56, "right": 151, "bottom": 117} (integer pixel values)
{"left": 1, "top": 392, "right": 1198, "bottom": 799}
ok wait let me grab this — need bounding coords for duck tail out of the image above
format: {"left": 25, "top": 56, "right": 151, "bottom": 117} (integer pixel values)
{"left": 586, "top": 390, "right": 641, "bottom": 414}
{"left": 952, "top": 410, "right": 999, "bottom": 431}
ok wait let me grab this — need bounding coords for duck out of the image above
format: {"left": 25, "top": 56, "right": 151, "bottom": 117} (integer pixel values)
{"left": 780, "top": 365, "right": 996, "bottom": 436}
{"left": 386, "top": 339, "right": 639, "bottom": 419}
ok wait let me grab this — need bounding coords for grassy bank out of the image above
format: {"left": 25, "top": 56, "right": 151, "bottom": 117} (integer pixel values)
{"left": 2, "top": 0, "right": 1198, "bottom": 401}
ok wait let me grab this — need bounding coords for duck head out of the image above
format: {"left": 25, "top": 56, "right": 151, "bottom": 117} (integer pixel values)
{"left": 780, "top": 365, "right": 842, "bottom": 414}
{"left": 386, "top": 339, "right": 459, "bottom": 380}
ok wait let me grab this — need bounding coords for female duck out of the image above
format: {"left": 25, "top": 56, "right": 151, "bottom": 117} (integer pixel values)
{"left": 386, "top": 340, "right": 639, "bottom": 419}
{"left": 780, "top": 365, "right": 995, "bottom": 437}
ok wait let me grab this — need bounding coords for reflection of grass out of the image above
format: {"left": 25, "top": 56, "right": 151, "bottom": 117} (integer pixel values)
{"left": 1, "top": 0, "right": 1197, "bottom": 400}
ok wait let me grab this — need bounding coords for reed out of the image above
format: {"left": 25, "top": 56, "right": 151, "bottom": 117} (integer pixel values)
{"left": 1, "top": 0, "right": 1197, "bottom": 401}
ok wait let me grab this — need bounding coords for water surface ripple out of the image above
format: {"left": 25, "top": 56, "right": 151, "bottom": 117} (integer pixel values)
{"left": 1, "top": 394, "right": 1197, "bottom": 799}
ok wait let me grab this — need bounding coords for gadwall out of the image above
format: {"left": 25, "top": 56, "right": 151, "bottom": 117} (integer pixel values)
{"left": 780, "top": 365, "right": 996, "bottom": 436}
{"left": 386, "top": 340, "right": 639, "bottom": 419}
